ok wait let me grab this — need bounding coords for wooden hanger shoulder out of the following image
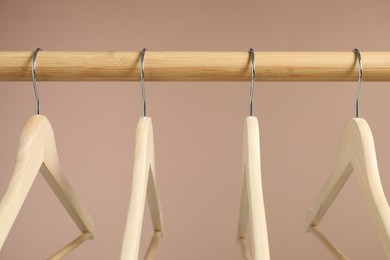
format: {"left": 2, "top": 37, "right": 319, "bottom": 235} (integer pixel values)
{"left": 121, "top": 117, "right": 164, "bottom": 260}
{"left": 237, "top": 116, "right": 270, "bottom": 260}
{"left": 306, "top": 118, "right": 390, "bottom": 258}
{"left": 0, "top": 115, "right": 95, "bottom": 259}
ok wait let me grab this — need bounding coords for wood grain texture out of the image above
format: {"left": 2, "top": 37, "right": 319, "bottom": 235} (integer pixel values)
{"left": 144, "top": 231, "right": 162, "bottom": 260}
{"left": 120, "top": 117, "right": 164, "bottom": 260}
{"left": 0, "top": 115, "right": 94, "bottom": 258}
{"left": 309, "top": 227, "right": 348, "bottom": 259}
{"left": 237, "top": 116, "right": 270, "bottom": 260}
{"left": 1, "top": 51, "right": 390, "bottom": 81}
{"left": 306, "top": 118, "right": 390, "bottom": 259}
{"left": 239, "top": 238, "right": 252, "bottom": 260}
{"left": 48, "top": 232, "right": 92, "bottom": 260}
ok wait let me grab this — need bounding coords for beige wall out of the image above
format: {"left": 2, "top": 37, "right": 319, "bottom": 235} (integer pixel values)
{"left": 1, "top": 0, "right": 390, "bottom": 259}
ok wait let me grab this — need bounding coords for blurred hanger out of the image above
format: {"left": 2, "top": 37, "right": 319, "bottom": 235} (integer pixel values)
{"left": 305, "top": 49, "right": 390, "bottom": 259}
{"left": 121, "top": 48, "right": 164, "bottom": 260}
{"left": 0, "top": 48, "right": 95, "bottom": 259}
{"left": 237, "top": 49, "right": 270, "bottom": 260}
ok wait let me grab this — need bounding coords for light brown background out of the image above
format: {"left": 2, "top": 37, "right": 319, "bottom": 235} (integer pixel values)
{"left": 1, "top": 0, "right": 390, "bottom": 259}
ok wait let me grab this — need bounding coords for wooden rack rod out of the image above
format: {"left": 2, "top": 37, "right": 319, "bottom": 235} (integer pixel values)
{"left": 0, "top": 51, "right": 390, "bottom": 82}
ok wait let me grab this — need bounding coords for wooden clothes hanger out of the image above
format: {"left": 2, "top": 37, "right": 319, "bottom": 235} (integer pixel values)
{"left": 120, "top": 117, "right": 164, "bottom": 260}
{"left": 0, "top": 115, "right": 95, "bottom": 259}
{"left": 0, "top": 49, "right": 94, "bottom": 259}
{"left": 237, "top": 49, "right": 270, "bottom": 260}
{"left": 121, "top": 49, "right": 164, "bottom": 260}
{"left": 305, "top": 49, "right": 390, "bottom": 259}
{"left": 237, "top": 116, "right": 270, "bottom": 260}
{"left": 305, "top": 117, "right": 390, "bottom": 259}
{"left": 305, "top": 117, "right": 390, "bottom": 258}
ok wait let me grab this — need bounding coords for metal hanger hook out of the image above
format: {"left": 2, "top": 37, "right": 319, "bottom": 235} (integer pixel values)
{"left": 353, "top": 48, "right": 363, "bottom": 118}
{"left": 140, "top": 48, "right": 147, "bottom": 117}
{"left": 32, "top": 48, "right": 41, "bottom": 115}
{"left": 249, "top": 48, "right": 255, "bottom": 116}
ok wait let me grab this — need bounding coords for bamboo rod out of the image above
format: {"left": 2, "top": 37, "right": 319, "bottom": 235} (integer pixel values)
{"left": 0, "top": 51, "right": 390, "bottom": 81}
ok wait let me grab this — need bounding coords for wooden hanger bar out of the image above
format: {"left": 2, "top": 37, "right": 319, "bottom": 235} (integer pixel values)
{"left": 1, "top": 51, "right": 390, "bottom": 82}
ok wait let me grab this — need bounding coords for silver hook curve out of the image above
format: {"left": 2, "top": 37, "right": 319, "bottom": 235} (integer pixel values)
{"left": 249, "top": 48, "right": 255, "bottom": 116}
{"left": 140, "top": 48, "right": 146, "bottom": 117}
{"left": 353, "top": 48, "right": 363, "bottom": 118}
{"left": 32, "top": 48, "right": 41, "bottom": 114}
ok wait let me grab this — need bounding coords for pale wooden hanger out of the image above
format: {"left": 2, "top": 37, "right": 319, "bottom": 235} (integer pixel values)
{"left": 120, "top": 117, "right": 163, "bottom": 260}
{"left": 305, "top": 118, "right": 390, "bottom": 258}
{"left": 0, "top": 49, "right": 94, "bottom": 259}
{"left": 0, "top": 115, "right": 95, "bottom": 259}
{"left": 120, "top": 48, "right": 164, "bottom": 260}
{"left": 237, "top": 49, "right": 270, "bottom": 260}
{"left": 306, "top": 49, "right": 390, "bottom": 259}
{"left": 237, "top": 116, "right": 270, "bottom": 260}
